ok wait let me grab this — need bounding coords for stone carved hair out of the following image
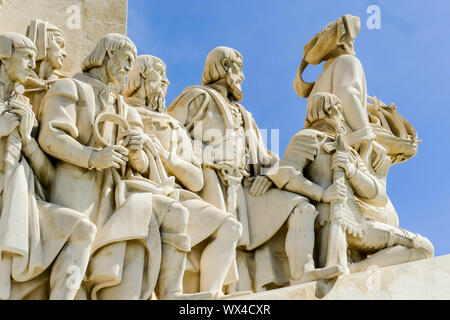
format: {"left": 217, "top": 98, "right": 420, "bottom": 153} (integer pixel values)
{"left": 123, "top": 54, "right": 165, "bottom": 98}
{"left": 0, "top": 32, "right": 37, "bottom": 63}
{"left": 82, "top": 33, "right": 137, "bottom": 72}
{"left": 201, "top": 46, "right": 242, "bottom": 85}
{"left": 305, "top": 92, "right": 342, "bottom": 128}
{"left": 293, "top": 14, "right": 360, "bottom": 98}
{"left": 26, "top": 19, "right": 64, "bottom": 62}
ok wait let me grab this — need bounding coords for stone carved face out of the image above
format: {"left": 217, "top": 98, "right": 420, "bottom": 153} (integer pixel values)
{"left": 106, "top": 47, "right": 135, "bottom": 85}
{"left": 224, "top": 56, "right": 244, "bottom": 102}
{"left": 145, "top": 60, "right": 169, "bottom": 112}
{"left": 327, "top": 102, "right": 346, "bottom": 133}
{"left": 46, "top": 33, "right": 67, "bottom": 71}
{"left": 2, "top": 47, "right": 36, "bottom": 84}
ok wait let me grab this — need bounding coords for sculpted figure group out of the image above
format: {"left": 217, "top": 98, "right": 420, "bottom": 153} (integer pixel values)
{"left": 0, "top": 15, "right": 433, "bottom": 300}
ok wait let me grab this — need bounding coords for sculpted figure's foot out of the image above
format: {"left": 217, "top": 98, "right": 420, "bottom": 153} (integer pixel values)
{"left": 290, "top": 255, "right": 345, "bottom": 285}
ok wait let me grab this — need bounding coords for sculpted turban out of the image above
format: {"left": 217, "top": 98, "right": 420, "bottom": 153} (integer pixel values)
{"left": 26, "top": 19, "right": 64, "bottom": 62}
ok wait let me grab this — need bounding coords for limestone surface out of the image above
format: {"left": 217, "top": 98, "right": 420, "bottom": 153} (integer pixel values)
{"left": 229, "top": 254, "right": 450, "bottom": 300}
{"left": 0, "top": 0, "right": 127, "bottom": 76}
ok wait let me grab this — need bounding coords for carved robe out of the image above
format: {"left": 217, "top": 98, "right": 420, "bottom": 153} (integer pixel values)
{"left": 307, "top": 54, "right": 375, "bottom": 145}
{"left": 169, "top": 85, "right": 308, "bottom": 291}
{"left": 128, "top": 99, "right": 238, "bottom": 289}
{"left": 38, "top": 73, "right": 175, "bottom": 299}
{"left": 0, "top": 89, "right": 93, "bottom": 300}
{"left": 267, "top": 127, "right": 393, "bottom": 265}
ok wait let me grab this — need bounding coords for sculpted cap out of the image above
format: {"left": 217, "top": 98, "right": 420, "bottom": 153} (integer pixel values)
{"left": 0, "top": 32, "right": 37, "bottom": 60}
{"left": 202, "top": 46, "right": 242, "bottom": 85}
{"left": 26, "top": 19, "right": 64, "bottom": 62}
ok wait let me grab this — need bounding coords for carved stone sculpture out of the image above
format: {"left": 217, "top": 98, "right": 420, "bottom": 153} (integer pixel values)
{"left": 0, "top": 3, "right": 441, "bottom": 300}
{"left": 269, "top": 92, "right": 433, "bottom": 274}
{"left": 124, "top": 54, "right": 243, "bottom": 298}
{"left": 169, "top": 47, "right": 342, "bottom": 292}
{"left": 24, "top": 19, "right": 67, "bottom": 119}
{"left": 0, "top": 32, "right": 96, "bottom": 300}
{"left": 292, "top": 15, "right": 434, "bottom": 274}
{"left": 38, "top": 34, "right": 211, "bottom": 300}
{"left": 294, "top": 14, "right": 385, "bottom": 166}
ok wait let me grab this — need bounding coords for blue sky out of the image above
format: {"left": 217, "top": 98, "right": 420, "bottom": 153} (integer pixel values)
{"left": 127, "top": 0, "right": 450, "bottom": 256}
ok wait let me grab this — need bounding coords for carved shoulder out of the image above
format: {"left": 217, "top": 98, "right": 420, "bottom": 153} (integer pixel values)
{"left": 284, "top": 129, "right": 326, "bottom": 162}
{"left": 44, "top": 77, "right": 79, "bottom": 102}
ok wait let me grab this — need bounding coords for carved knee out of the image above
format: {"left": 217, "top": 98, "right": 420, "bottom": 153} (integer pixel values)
{"left": 70, "top": 218, "right": 97, "bottom": 243}
{"left": 288, "top": 202, "right": 318, "bottom": 228}
{"left": 216, "top": 217, "right": 243, "bottom": 243}
{"left": 162, "top": 202, "right": 189, "bottom": 234}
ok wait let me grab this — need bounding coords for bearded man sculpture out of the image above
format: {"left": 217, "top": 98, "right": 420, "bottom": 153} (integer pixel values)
{"left": 0, "top": 32, "right": 96, "bottom": 300}
{"left": 38, "top": 34, "right": 211, "bottom": 300}
{"left": 169, "top": 47, "right": 342, "bottom": 292}
{"left": 124, "top": 54, "right": 243, "bottom": 298}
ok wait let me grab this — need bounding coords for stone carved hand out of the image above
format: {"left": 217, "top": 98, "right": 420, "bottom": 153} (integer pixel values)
{"left": 120, "top": 129, "right": 144, "bottom": 159}
{"left": 249, "top": 175, "right": 272, "bottom": 197}
{"left": 0, "top": 112, "right": 20, "bottom": 138}
{"left": 88, "top": 145, "right": 129, "bottom": 169}
{"left": 9, "top": 104, "right": 35, "bottom": 145}
{"left": 321, "top": 181, "right": 347, "bottom": 203}
{"left": 150, "top": 134, "right": 180, "bottom": 171}
{"left": 332, "top": 150, "right": 357, "bottom": 179}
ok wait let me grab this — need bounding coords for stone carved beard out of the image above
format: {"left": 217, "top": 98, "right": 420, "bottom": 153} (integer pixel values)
{"left": 145, "top": 78, "right": 167, "bottom": 113}
{"left": 225, "top": 68, "right": 243, "bottom": 102}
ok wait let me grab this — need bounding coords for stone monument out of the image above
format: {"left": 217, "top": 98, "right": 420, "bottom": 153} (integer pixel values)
{"left": 0, "top": 0, "right": 127, "bottom": 76}
{"left": 0, "top": 1, "right": 446, "bottom": 300}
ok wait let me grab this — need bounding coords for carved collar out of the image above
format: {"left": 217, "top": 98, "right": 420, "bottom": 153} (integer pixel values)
{"left": 77, "top": 72, "right": 117, "bottom": 110}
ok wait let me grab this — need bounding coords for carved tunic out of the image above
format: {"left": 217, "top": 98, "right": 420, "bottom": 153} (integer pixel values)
{"left": 128, "top": 101, "right": 234, "bottom": 247}
{"left": 307, "top": 54, "right": 374, "bottom": 145}
{"left": 268, "top": 128, "right": 388, "bottom": 235}
{"left": 169, "top": 85, "right": 308, "bottom": 250}
{"left": 0, "top": 88, "right": 93, "bottom": 299}
{"left": 38, "top": 73, "right": 169, "bottom": 299}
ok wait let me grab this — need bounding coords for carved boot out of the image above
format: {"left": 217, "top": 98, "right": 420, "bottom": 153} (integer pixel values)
{"left": 157, "top": 243, "right": 213, "bottom": 300}
{"left": 291, "top": 255, "right": 345, "bottom": 285}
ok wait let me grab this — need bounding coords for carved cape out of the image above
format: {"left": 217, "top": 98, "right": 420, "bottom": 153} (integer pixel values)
{"left": 169, "top": 85, "right": 308, "bottom": 250}
{"left": 38, "top": 73, "right": 166, "bottom": 299}
{"left": 0, "top": 92, "right": 91, "bottom": 299}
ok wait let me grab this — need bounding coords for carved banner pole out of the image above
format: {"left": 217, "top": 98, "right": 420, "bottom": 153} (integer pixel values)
{"left": 326, "top": 133, "right": 349, "bottom": 273}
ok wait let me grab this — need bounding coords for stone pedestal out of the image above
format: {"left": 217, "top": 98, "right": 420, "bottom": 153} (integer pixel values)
{"left": 0, "top": 0, "right": 127, "bottom": 76}
{"left": 229, "top": 255, "right": 450, "bottom": 300}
